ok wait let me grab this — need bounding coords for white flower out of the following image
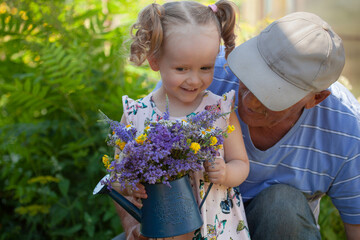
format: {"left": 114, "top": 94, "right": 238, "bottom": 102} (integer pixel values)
{"left": 178, "top": 119, "right": 188, "bottom": 126}
{"left": 199, "top": 127, "right": 214, "bottom": 137}
{"left": 199, "top": 128, "right": 208, "bottom": 137}
{"left": 157, "top": 119, "right": 173, "bottom": 127}
{"left": 125, "top": 124, "right": 134, "bottom": 130}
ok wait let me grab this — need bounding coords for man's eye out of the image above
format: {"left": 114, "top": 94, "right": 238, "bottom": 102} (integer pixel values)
{"left": 176, "top": 68, "right": 184, "bottom": 71}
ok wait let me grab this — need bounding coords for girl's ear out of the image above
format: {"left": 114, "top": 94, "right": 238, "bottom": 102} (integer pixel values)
{"left": 148, "top": 56, "right": 160, "bottom": 71}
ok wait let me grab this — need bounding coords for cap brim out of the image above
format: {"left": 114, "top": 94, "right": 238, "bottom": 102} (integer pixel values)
{"left": 227, "top": 37, "right": 309, "bottom": 111}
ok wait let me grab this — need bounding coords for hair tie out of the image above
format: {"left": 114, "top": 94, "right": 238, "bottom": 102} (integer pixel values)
{"left": 209, "top": 4, "right": 218, "bottom": 13}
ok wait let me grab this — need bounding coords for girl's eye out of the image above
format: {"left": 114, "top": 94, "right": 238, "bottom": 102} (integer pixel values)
{"left": 176, "top": 68, "right": 185, "bottom": 71}
{"left": 201, "top": 66, "right": 212, "bottom": 70}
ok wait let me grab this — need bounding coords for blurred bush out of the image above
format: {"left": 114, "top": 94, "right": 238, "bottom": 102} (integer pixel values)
{"left": 319, "top": 196, "right": 346, "bottom": 239}
{"left": 0, "top": 0, "right": 155, "bottom": 239}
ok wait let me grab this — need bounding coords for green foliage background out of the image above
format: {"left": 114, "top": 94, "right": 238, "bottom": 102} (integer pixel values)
{"left": 0, "top": 0, "right": 346, "bottom": 239}
{"left": 0, "top": 0, "right": 156, "bottom": 239}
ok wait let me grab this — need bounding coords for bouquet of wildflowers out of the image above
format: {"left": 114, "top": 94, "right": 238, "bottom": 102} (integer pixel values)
{"left": 99, "top": 107, "right": 235, "bottom": 190}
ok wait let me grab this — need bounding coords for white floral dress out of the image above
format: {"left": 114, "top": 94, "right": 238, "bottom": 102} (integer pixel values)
{"left": 122, "top": 90, "right": 250, "bottom": 240}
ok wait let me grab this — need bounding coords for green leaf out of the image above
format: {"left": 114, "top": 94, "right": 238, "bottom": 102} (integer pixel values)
{"left": 84, "top": 212, "right": 95, "bottom": 237}
{"left": 52, "top": 224, "right": 82, "bottom": 236}
{"left": 49, "top": 205, "right": 69, "bottom": 227}
{"left": 58, "top": 178, "right": 70, "bottom": 197}
{"left": 103, "top": 209, "right": 115, "bottom": 222}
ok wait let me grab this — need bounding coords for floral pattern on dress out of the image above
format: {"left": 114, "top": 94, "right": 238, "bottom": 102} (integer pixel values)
{"left": 207, "top": 215, "right": 227, "bottom": 239}
{"left": 124, "top": 97, "right": 148, "bottom": 116}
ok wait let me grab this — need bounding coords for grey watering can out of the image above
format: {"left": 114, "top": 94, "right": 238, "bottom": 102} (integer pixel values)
{"left": 93, "top": 174, "right": 212, "bottom": 238}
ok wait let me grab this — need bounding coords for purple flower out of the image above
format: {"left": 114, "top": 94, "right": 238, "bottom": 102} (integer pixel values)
{"left": 99, "top": 106, "right": 233, "bottom": 189}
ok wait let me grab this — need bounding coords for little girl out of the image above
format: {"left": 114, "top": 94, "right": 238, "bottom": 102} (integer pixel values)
{"left": 114, "top": 1, "right": 250, "bottom": 239}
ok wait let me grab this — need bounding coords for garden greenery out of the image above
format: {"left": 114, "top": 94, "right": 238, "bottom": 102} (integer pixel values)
{"left": 0, "top": 0, "right": 345, "bottom": 239}
{"left": 0, "top": 0, "right": 156, "bottom": 239}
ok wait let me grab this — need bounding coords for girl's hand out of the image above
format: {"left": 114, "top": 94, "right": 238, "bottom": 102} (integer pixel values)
{"left": 204, "top": 156, "right": 227, "bottom": 185}
{"left": 125, "top": 183, "right": 148, "bottom": 208}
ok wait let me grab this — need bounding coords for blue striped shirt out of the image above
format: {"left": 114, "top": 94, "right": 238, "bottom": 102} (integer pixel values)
{"left": 208, "top": 49, "right": 360, "bottom": 224}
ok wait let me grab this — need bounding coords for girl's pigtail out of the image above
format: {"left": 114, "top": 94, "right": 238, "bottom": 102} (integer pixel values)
{"left": 214, "top": 0, "right": 238, "bottom": 59}
{"left": 130, "top": 4, "right": 164, "bottom": 66}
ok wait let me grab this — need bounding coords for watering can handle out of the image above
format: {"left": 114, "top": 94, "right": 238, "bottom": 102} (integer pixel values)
{"left": 198, "top": 182, "right": 213, "bottom": 212}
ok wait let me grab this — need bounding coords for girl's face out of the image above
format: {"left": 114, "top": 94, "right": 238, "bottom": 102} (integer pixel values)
{"left": 151, "top": 24, "right": 220, "bottom": 107}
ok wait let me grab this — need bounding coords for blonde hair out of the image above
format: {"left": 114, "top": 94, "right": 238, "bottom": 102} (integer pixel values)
{"left": 130, "top": 0, "right": 238, "bottom": 66}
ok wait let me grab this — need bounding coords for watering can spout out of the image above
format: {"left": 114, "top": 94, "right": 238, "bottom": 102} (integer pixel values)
{"left": 93, "top": 174, "right": 141, "bottom": 222}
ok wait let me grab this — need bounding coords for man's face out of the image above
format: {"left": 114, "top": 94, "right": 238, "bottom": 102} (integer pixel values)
{"left": 237, "top": 81, "right": 312, "bottom": 128}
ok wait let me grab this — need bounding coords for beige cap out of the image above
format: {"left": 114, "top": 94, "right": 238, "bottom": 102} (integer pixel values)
{"left": 228, "top": 12, "right": 345, "bottom": 111}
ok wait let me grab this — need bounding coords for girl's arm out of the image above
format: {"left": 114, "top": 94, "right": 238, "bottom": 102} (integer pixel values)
{"left": 205, "top": 111, "right": 249, "bottom": 187}
{"left": 223, "top": 111, "right": 250, "bottom": 186}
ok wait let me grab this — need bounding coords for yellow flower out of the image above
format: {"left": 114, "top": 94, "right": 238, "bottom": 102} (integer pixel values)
{"left": 15, "top": 204, "right": 50, "bottom": 216}
{"left": 217, "top": 144, "right": 223, "bottom": 150}
{"left": 115, "top": 154, "right": 119, "bottom": 159}
{"left": 5, "top": 15, "right": 11, "bottom": 24}
{"left": 210, "top": 136, "right": 218, "bottom": 146}
{"left": 190, "top": 142, "right": 201, "bottom": 154}
{"left": 19, "top": 10, "right": 28, "bottom": 20}
{"left": 125, "top": 124, "right": 132, "bottom": 130}
{"left": 227, "top": 125, "right": 235, "bottom": 134}
{"left": 115, "top": 139, "right": 126, "bottom": 150}
{"left": 102, "top": 154, "right": 110, "bottom": 168}
{"left": 102, "top": 155, "right": 114, "bottom": 170}
{"left": 135, "top": 133, "right": 147, "bottom": 145}
{"left": 49, "top": 35, "right": 56, "bottom": 42}
{"left": 10, "top": 7, "right": 17, "bottom": 15}
{"left": 28, "top": 176, "right": 60, "bottom": 184}
{"left": 144, "top": 125, "right": 150, "bottom": 132}
{"left": 0, "top": 3, "right": 7, "bottom": 14}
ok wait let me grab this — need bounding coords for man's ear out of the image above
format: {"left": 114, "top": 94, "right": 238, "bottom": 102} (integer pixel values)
{"left": 148, "top": 56, "right": 159, "bottom": 71}
{"left": 305, "top": 90, "right": 331, "bottom": 109}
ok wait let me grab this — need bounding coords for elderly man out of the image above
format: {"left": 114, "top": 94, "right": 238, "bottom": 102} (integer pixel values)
{"left": 209, "top": 11, "right": 360, "bottom": 240}
{"left": 115, "top": 12, "right": 360, "bottom": 240}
